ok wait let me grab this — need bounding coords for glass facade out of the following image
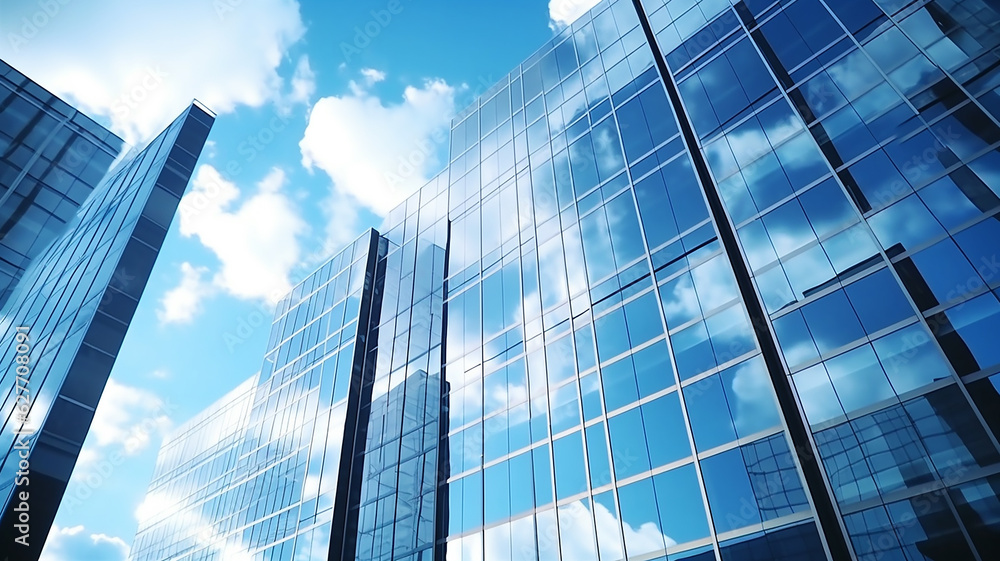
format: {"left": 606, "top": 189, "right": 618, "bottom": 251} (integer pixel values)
{"left": 0, "top": 58, "right": 125, "bottom": 307}
{"left": 130, "top": 231, "right": 388, "bottom": 561}
{"left": 132, "top": 1, "right": 1000, "bottom": 560}
{"left": 0, "top": 61, "right": 213, "bottom": 559}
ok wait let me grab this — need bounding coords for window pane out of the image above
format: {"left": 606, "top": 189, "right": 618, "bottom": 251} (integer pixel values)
{"left": 701, "top": 448, "right": 761, "bottom": 533}
{"left": 554, "top": 431, "right": 588, "bottom": 499}
{"left": 685, "top": 374, "right": 738, "bottom": 450}
{"left": 608, "top": 408, "right": 651, "bottom": 479}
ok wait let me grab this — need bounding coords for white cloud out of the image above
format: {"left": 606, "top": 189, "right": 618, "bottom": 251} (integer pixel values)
{"left": 316, "top": 190, "right": 362, "bottom": 262}
{"left": 549, "top": 0, "right": 602, "bottom": 29}
{"left": 299, "top": 71, "right": 458, "bottom": 216}
{"left": 157, "top": 262, "right": 213, "bottom": 325}
{"left": 88, "top": 379, "right": 172, "bottom": 454}
{"left": 40, "top": 524, "right": 129, "bottom": 561}
{"left": 360, "top": 67, "right": 387, "bottom": 85}
{"left": 0, "top": 0, "right": 306, "bottom": 144}
{"left": 287, "top": 55, "right": 316, "bottom": 106}
{"left": 175, "top": 165, "right": 307, "bottom": 305}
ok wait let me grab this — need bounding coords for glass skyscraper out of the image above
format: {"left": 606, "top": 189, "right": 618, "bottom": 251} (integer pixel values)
{"left": 0, "top": 58, "right": 214, "bottom": 560}
{"left": 0, "top": 58, "right": 125, "bottom": 307}
{"left": 132, "top": 0, "right": 1000, "bottom": 560}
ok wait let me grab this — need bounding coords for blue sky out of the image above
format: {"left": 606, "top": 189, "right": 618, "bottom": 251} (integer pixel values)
{"left": 0, "top": 0, "right": 602, "bottom": 558}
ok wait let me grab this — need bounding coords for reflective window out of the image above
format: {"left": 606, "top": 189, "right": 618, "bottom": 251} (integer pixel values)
{"left": 742, "top": 435, "right": 810, "bottom": 521}
{"left": 586, "top": 423, "right": 613, "bottom": 488}
{"left": 932, "top": 291, "right": 1000, "bottom": 375}
{"left": 602, "top": 354, "right": 639, "bottom": 411}
{"left": 950, "top": 474, "right": 1000, "bottom": 559}
{"left": 554, "top": 431, "right": 588, "bottom": 499}
{"left": 844, "top": 269, "right": 914, "bottom": 335}
{"left": 872, "top": 324, "right": 950, "bottom": 394}
{"left": 701, "top": 448, "right": 762, "bottom": 533}
{"left": 617, "top": 84, "right": 678, "bottom": 162}
{"left": 652, "top": 463, "right": 710, "bottom": 546}
{"left": 608, "top": 407, "right": 651, "bottom": 479}
{"left": 642, "top": 392, "right": 691, "bottom": 467}
{"left": 685, "top": 374, "right": 738, "bottom": 450}
{"left": 721, "top": 357, "right": 781, "bottom": 438}
{"left": 617, "top": 477, "right": 667, "bottom": 557}
{"left": 825, "top": 345, "right": 897, "bottom": 413}
{"left": 760, "top": 0, "right": 843, "bottom": 71}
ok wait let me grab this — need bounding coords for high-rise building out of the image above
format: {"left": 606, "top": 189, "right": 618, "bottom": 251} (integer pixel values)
{"left": 0, "top": 58, "right": 214, "bottom": 560}
{"left": 0, "top": 58, "right": 125, "bottom": 307}
{"left": 131, "top": 0, "right": 1000, "bottom": 560}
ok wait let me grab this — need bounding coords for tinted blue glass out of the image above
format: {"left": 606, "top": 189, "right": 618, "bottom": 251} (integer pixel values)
{"left": 826, "top": 344, "right": 897, "bottom": 412}
{"left": 617, "top": 477, "right": 666, "bottom": 557}
{"left": 815, "top": 423, "right": 879, "bottom": 504}
{"left": 634, "top": 168, "right": 680, "bottom": 249}
{"left": 624, "top": 291, "right": 663, "bottom": 347}
{"left": 546, "top": 334, "right": 576, "bottom": 385}
{"left": 742, "top": 435, "right": 809, "bottom": 521}
{"left": 533, "top": 445, "right": 553, "bottom": 507}
{"left": 485, "top": 461, "right": 511, "bottom": 523}
{"left": 592, "top": 117, "right": 625, "bottom": 181}
{"left": 580, "top": 373, "right": 603, "bottom": 421}
{"left": 602, "top": 355, "right": 639, "bottom": 411}
{"left": 885, "top": 493, "right": 977, "bottom": 561}
{"left": 904, "top": 386, "right": 1000, "bottom": 475}
{"left": 575, "top": 324, "right": 597, "bottom": 372}
{"left": 664, "top": 157, "right": 710, "bottom": 233}
{"left": 570, "top": 132, "right": 601, "bottom": 197}
{"left": 798, "top": 178, "right": 856, "bottom": 238}
{"left": 706, "top": 304, "right": 756, "bottom": 364}
{"left": 918, "top": 171, "right": 995, "bottom": 231}
{"left": 633, "top": 341, "right": 674, "bottom": 397}
{"left": 954, "top": 219, "right": 1000, "bottom": 281}
{"left": 586, "top": 423, "right": 613, "bottom": 488}
{"left": 800, "top": 290, "right": 866, "bottom": 354}
{"left": 701, "top": 448, "right": 762, "bottom": 532}
{"left": 660, "top": 272, "right": 700, "bottom": 327}
{"left": 685, "top": 374, "right": 738, "bottom": 450}
{"left": 652, "top": 463, "right": 710, "bottom": 545}
{"left": 844, "top": 269, "right": 914, "bottom": 334}
{"left": 595, "top": 307, "right": 630, "bottom": 362}
{"left": 950, "top": 474, "right": 1000, "bottom": 558}
{"left": 642, "top": 392, "right": 691, "bottom": 466}
{"left": 869, "top": 194, "right": 944, "bottom": 252}
{"left": 551, "top": 382, "right": 581, "bottom": 434}
{"left": 872, "top": 324, "right": 950, "bottom": 394}
{"left": 608, "top": 408, "right": 651, "bottom": 479}
{"left": 463, "top": 471, "right": 484, "bottom": 532}
{"left": 940, "top": 292, "right": 1000, "bottom": 374}
{"left": 605, "top": 192, "right": 646, "bottom": 268}
{"left": 775, "top": 132, "right": 829, "bottom": 190}
{"left": 581, "top": 206, "right": 616, "bottom": 281}
{"left": 773, "top": 309, "right": 821, "bottom": 368}
{"left": 619, "top": 84, "right": 678, "bottom": 163}
{"left": 673, "top": 321, "right": 715, "bottom": 380}
{"left": 909, "top": 239, "right": 982, "bottom": 307}
{"left": 509, "top": 451, "right": 534, "bottom": 516}
{"left": 721, "top": 357, "right": 781, "bottom": 438}
{"left": 678, "top": 73, "right": 719, "bottom": 136}
{"left": 553, "top": 431, "right": 587, "bottom": 499}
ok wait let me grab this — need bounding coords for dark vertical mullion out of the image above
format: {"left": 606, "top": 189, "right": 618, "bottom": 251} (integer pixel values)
{"left": 629, "top": 2, "right": 853, "bottom": 560}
